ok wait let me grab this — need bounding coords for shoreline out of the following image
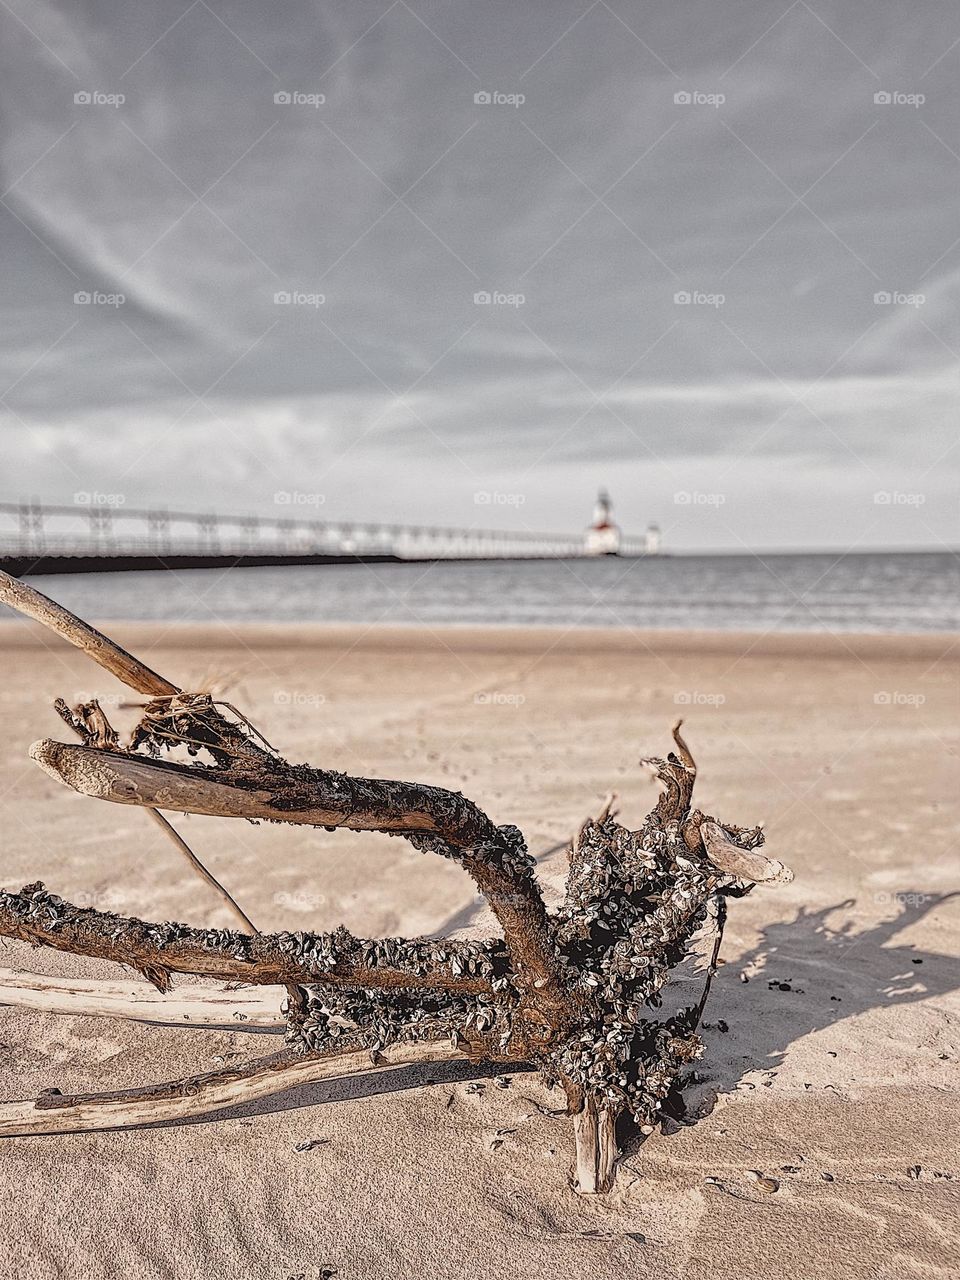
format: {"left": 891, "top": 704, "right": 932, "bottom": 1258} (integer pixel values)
{"left": 0, "top": 618, "right": 955, "bottom": 663}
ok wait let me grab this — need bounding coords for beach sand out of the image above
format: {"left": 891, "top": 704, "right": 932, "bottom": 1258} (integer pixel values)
{"left": 0, "top": 621, "right": 957, "bottom": 1280}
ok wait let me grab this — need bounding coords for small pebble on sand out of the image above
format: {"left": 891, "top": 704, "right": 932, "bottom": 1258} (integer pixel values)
{"left": 746, "top": 1171, "right": 779, "bottom": 1193}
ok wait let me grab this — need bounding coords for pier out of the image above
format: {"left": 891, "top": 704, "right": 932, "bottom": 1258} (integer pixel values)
{"left": 0, "top": 501, "right": 652, "bottom": 575}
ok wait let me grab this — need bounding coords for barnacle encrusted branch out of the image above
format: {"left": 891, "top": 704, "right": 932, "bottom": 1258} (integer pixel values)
{"left": 27, "top": 737, "right": 570, "bottom": 1033}
{"left": 0, "top": 884, "right": 504, "bottom": 996}
{"left": 0, "top": 571, "right": 793, "bottom": 1192}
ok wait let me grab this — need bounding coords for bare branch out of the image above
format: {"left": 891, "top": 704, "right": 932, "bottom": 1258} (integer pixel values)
{"left": 641, "top": 719, "right": 698, "bottom": 823}
{"left": 669, "top": 719, "right": 697, "bottom": 775}
{"left": 572, "top": 1095, "right": 618, "bottom": 1193}
{"left": 0, "top": 968, "right": 283, "bottom": 1028}
{"left": 0, "top": 1041, "right": 473, "bottom": 1137}
{"left": 0, "top": 570, "right": 177, "bottom": 697}
{"left": 29, "top": 739, "right": 499, "bottom": 846}
{"left": 145, "top": 809, "right": 259, "bottom": 934}
{"left": 573, "top": 1095, "right": 599, "bottom": 1192}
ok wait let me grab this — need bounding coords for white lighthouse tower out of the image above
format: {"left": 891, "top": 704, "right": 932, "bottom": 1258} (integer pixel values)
{"left": 585, "top": 489, "right": 621, "bottom": 556}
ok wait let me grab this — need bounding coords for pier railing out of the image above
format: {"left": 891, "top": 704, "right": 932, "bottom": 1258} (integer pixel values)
{"left": 0, "top": 501, "right": 650, "bottom": 565}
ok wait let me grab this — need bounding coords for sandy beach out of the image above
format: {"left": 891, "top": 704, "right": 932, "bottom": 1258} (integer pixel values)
{"left": 0, "top": 621, "right": 957, "bottom": 1280}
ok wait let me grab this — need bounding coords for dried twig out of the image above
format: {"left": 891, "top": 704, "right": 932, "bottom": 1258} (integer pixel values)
{"left": 144, "top": 809, "right": 260, "bottom": 934}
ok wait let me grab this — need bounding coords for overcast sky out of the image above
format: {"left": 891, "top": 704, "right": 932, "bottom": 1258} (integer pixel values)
{"left": 1, "top": 0, "right": 957, "bottom": 549}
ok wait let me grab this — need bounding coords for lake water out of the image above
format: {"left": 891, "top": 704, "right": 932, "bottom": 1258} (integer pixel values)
{"left": 6, "top": 553, "right": 956, "bottom": 633}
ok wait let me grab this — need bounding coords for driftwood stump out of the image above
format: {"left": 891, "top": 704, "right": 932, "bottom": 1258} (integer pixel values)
{"left": 0, "top": 571, "right": 791, "bottom": 1192}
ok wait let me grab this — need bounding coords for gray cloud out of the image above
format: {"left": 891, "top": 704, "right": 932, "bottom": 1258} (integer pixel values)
{"left": 1, "top": 0, "right": 957, "bottom": 548}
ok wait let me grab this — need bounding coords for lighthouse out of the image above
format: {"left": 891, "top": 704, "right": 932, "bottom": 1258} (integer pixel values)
{"left": 585, "top": 489, "right": 621, "bottom": 556}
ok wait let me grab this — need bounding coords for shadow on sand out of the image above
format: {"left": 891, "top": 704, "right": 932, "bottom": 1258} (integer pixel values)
{"left": 670, "top": 891, "right": 960, "bottom": 1115}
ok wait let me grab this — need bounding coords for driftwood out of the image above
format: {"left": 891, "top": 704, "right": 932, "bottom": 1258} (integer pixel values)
{"left": 0, "top": 570, "right": 792, "bottom": 1192}
{"left": 0, "top": 1042, "right": 465, "bottom": 1136}
{"left": 0, "top": 968, "right": 284, "bottom": 1027}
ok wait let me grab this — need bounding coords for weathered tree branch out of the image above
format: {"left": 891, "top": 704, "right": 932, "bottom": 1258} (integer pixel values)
{"left": 700, "top": 820, "right": 793, "bottom": 883}
{"left": 573, "top": 1096, "right": 619, "bottom": 1194}
{"left": 28, "top": 739, "right": 572, "bottom": 1027}
{"left": 0, "top": 1040, "right": 476, "bottom": 1137}
{"left": 0, "top": 571, "right": 177, "bottom": 697}
{"left": 29, "top": 738, "right": 499, "bottom": 845}
{"left": 0, "top": 885, "right": 499, "bottom": 996}
{"left": 0, "top": 968, "right": 284, "bottom": 1028}
{"left": 641, "top": 720, "right": 698, "bottom": 824}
